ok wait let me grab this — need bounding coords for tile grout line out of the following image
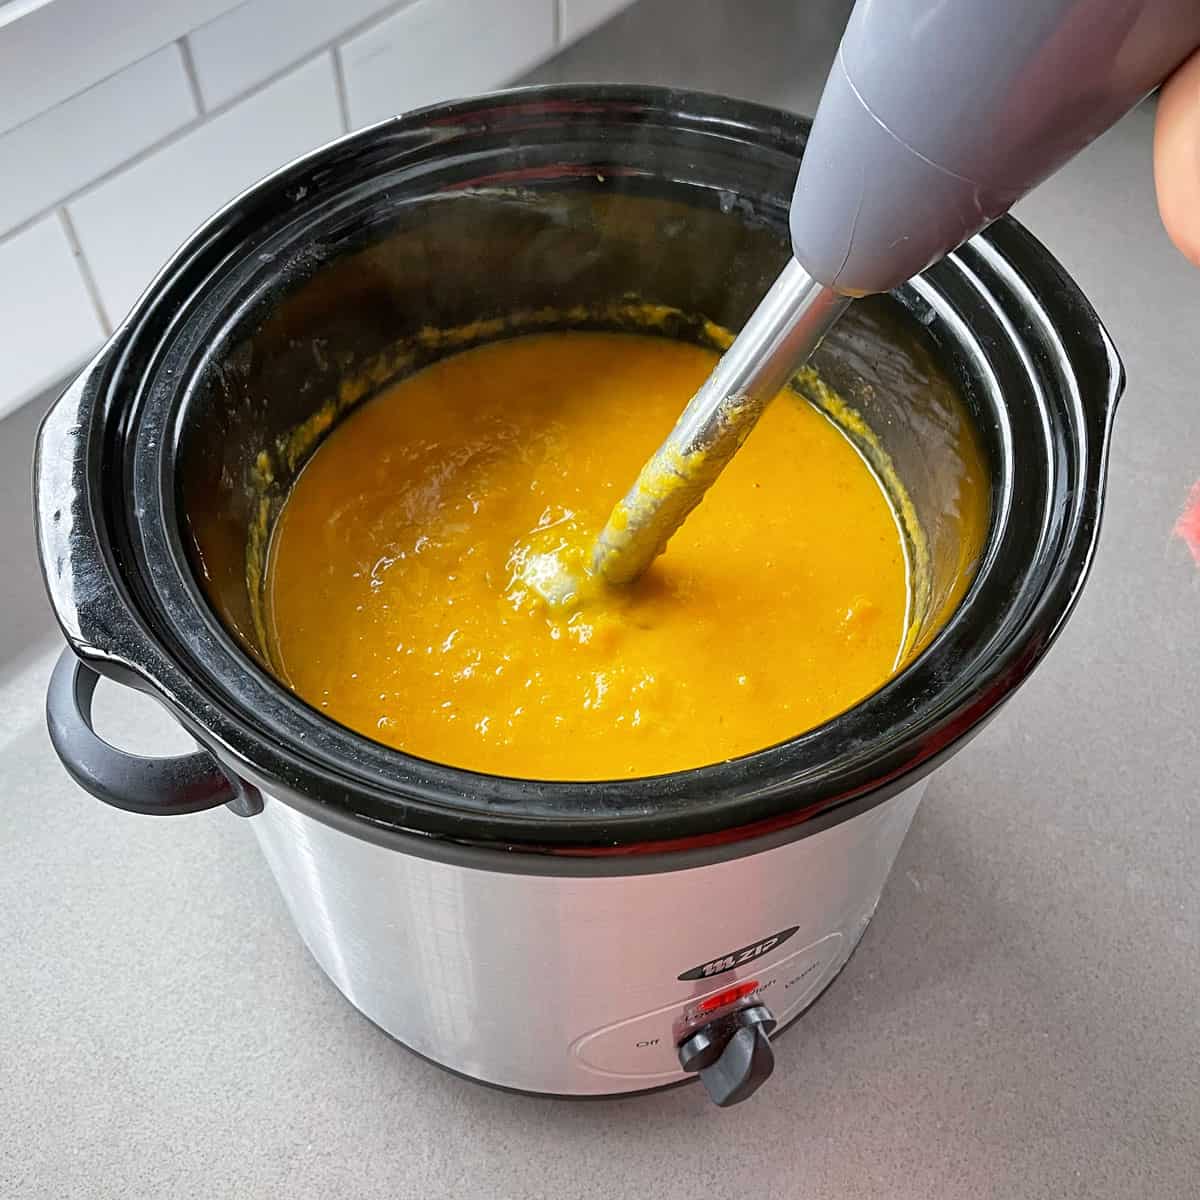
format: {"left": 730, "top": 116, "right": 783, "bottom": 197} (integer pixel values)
{"left": 0, "top": 0, "right": 257, "bottom": 137}
{"left": 0, "top": 0, "right": 579, "bottom": 255}
{"left": 0, "top": 35, "right": 183, "bottom": 142}
{"left": 331, "top": 46, "right": 353, "bottom": 133}
{"left": 0, "top": 0, "right": 431, "bottom": 250}
{"left": 329, "top": 0, "right": 431, "bottom": 129}
{"left": 177, "top": 35, "right": 208, "bottom": 114}
{"left": 0, "top": 47, "right": 341, "bottom": 252}
{"left": 57, "top": 207, "right": 112, "bottom": 335}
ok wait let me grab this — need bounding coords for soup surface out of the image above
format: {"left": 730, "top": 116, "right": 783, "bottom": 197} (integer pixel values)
{"left": 265, "top": 331, "right": 910, "bottom": 779}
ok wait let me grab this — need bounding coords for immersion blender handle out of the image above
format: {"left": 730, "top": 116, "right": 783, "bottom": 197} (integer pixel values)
{"left": 791, "top": 0, "right": 1200, "bottom": 296}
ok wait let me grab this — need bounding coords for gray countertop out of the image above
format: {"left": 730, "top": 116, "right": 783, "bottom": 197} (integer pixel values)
{"left": 3, "top": 1, "right": 1199, "bottom": 1196}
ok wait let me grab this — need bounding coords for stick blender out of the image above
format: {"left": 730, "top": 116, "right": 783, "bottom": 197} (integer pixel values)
{"left": 583, "top": 0, "right": 1200, "bottom": 601}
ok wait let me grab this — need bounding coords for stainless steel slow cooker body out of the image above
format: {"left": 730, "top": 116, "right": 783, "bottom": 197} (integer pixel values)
{"left": 36, "top": 87, "right": 1121, "bottom": 1103}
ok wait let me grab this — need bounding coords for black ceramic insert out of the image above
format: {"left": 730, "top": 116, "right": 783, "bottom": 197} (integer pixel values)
{"left": 35, "top": 86, "right": 1122, "bottom": 858}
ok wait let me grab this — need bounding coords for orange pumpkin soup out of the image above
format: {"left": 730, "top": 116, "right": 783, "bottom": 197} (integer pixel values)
{"left": 265, "top": 331, "right": 911, "bottom": 779}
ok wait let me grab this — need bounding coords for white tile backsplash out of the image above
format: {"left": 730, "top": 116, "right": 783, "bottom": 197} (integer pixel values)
{"left": 68, "top": 55, "right": 343, "bottom": 326}
{"left": 0, "top": 215, "right": 105, "bottom": 417}
{"left": 0, "top": 0, "right": 243, "bottom": 136}
{"left": 339, "top": 0, "right": 556, "bottom": 128}
{"left": 188, "top": 0, "right": 398, "bottom": 110}
{"left": 0, "top": 45, "right": 197, "bottom": 237}
{"left": 559, "top": 0, "right": 634, "bottom": 41}
{"left": 0, "top": 0, "right": 602, "bottom": 422}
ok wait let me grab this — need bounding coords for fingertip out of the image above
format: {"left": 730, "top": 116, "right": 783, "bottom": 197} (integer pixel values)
{"left": 1154, "top": 48, "right": 1200, "bottom": 268}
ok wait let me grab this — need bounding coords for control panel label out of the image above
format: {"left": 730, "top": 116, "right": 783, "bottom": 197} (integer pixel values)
{"left": 677, "top": 926, "right": 800, "bottom": 981}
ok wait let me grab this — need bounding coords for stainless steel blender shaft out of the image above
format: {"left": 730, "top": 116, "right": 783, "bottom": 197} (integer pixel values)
{"left": 591, "top": 258, "right": 849, "bottom": 585}
{"left": 585, "top": 0, "right": 1200, "bottom": 592}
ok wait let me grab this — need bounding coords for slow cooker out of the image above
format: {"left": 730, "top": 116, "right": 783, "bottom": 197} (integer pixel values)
{"left": 35, "top": 86, "right": 1121, "bottom": 1106}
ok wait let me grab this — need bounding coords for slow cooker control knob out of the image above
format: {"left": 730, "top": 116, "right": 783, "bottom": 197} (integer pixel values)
{"left": 677, "top": 1003, "right": 777, "bottom": 1107}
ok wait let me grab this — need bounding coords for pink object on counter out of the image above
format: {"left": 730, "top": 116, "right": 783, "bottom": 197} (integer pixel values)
{"left": 1174, "top": 480, "right": 1200, "bottom": 566}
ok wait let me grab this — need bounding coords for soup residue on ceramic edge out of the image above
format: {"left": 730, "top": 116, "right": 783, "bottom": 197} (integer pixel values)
{"left": 264, "top": 330, "right": 926, "bottom": 780}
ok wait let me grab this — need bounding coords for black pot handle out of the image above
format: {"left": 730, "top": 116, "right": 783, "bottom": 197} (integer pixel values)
{"left": 47, "top": 649, "right": 261, "bottom": 817}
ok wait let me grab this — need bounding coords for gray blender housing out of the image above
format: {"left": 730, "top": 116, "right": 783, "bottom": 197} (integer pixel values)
{"left": 792, "top": 0, "right": 1200, "bottom": 294}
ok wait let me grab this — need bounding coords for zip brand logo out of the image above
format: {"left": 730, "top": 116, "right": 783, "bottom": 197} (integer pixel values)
{"left": 677, "top": 927, "right": 800, "bottom": 981}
